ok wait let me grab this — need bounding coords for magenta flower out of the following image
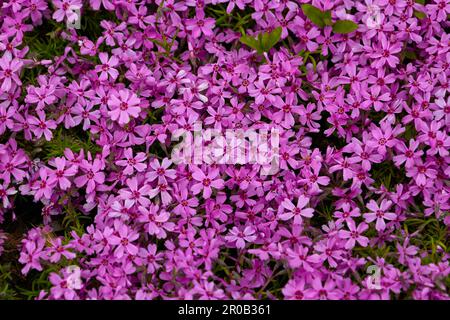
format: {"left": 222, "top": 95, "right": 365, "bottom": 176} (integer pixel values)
{"left": 272, "top": 93, "right": 301, "bottom": 128}
{"left": 286, "top": 246, "right": 321, "bottom": 271}
{"left": 108, "top": 89, "right": 141, "bottom": 125}
{"left": 145, "top": 158, "right": 176, "bottom": 183}
{"left": 0, "top": 54, "right": 22, "bottom": 91}
{"left": 282, "top": 278, "right": 307, "bottom": 300}
{"left": 2, "top": 0, "right": 449, "bottom": 301}
{"left": 74, "top": 159, "right": 105, "bottom": 194}
{"left": 0, "top": 182, "right": 17, "bottom": 208}
{"left": 25, "top": 85, "right": 57, "bottom": 109}
{"left": 185, "top": 10, "right": 215, "bottom": 38}
{"left": 95, "top": 52, "right": 119, "bottom": 81}
{"left": 339, "top": 220, "right": 369, "bottom": 249}
{"left": 108, "top": 222, "right": 139, "bottom": 258}
{"left": 367, "top": 124, "right": 396, "bottom": 155}
{"left": 305, "top": 277, "right": 340, "bottom": 300}
{"left": 191, "top": 167, "right": 224, "bottom": 199}
{"left": 115, "top": 148, "right": 147, "bottom": 176}
{"left": 248, "top": 80, "right": 282, "bottom": 104}
{"left": 27, "top": 111, "right": 57, "bottom": 141}
{"left": 224, "top": 226, "right": 257, "bottom": 249}
{"left": 393, "top": 139, "right": 423, "bottom": 168}
{"left": 138, "top": 244, "right": 163, "bottom": 273}
{"left": 48, "top": 157, "right": 77, "bottom": 190}
{"left": 47, "top": 238, "right": 76, "bottom": 263}
{"left": 138, "top": 205, "right": 174, "bottom": 239}
{"left": 279, "top": 195, "right": 314, "bottom": 225}
{"left": 314, "top": 238, "right": 343, "bottom": 269}
{"left": 364, "top": 199, "right": 397, "bottom": 231}
{"left": 396, "top": 238, "right": 418, "bottom": 265}
{"left": 71, "top": 102, "right": 100, "bottom": 130}
{"left": 369, "top": 33, "right": 402, "bottom": 68}
{"left": 52, "top": 0, "right": 82, "bottom": 23}
{"left": 119, "top": 177, "right": 151, "bottom": 206}
{"left": 49, "top": 272, "right": 79, "bottom": 300}
{"left": 333, "top": 203, "right": 361, "bottom": 225}
{"left": 33, "top": 168, "right": 54, "bottom": 200}
{"left": 406, "top": 160, "right": 438, "bottom": 186}
{"left": 19, "top": 240, "right": 43, "bottom": 275}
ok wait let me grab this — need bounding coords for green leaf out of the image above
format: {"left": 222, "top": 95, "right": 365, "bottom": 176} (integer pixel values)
{"left": 332, "top": 20, "right": 358, "bottom": 34}
{"left": 257, "top": 32, "right": 264, "bottom": 51}
{"left": 323, "top": 11, "right": 333, "bottom": 26}
{"left": 301, "top": 4, "right": 326, "bottom": 28}
{"left": 415, "top": 0, "right": 425, "bottom": 4}
{"left": 404, "top": 50, "right": 418, "bottom": 60}
{"left": 240, "top": 27, "right": 282, "bottom": 54}
{"left": 261, "top": 27, "right": 282, "bottom": 52}
{"left": 239, "top": 35, "right": 261, "bottom": 53}
{"left": 414, "top": 10, "right": 427, "bottom": 19}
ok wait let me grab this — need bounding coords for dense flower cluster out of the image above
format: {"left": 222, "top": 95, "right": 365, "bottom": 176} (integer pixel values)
{"left": 0, "top": 0, "right": 449, "bottom": 300}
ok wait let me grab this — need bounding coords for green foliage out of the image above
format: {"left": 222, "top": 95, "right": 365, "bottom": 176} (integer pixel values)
{"left": 0, "top": 264, "right": 19, "bottom": 300}
{"left": 239, "top": 27, "right": 282, "bottom": 54}
{"left": 205, "top": 5, "right": 255, "bottom": 32}
{"left": 23, "top": 20, "right": 68, "bottom": 61}
{"left": 301, "top": 4, "right": 358, "bottom": 33}
{"left": 371, "top": 161, "right": 406, "bottom": 191}
{"left": 332, "top": 20, "right": 359, "bottom": 34}
{"left": 414, "top": 10, "right": 427, "bottom": 19}
{"left": 41, "top": 127, "right": 101, "bottom": 161}
{"left": 401, "top": 50, "right": 418, "bottom": 62}
{"left": 79, "top": 9, "right": 120, "bottom": 39}
{"left": 61, "top": 200, "right": 92, "bottom": 235}
{"left": 301, "top": 4, "right": 332, "bottom": 28}
{"left": 413, "top": 0, "right": 427, "bottom": 19}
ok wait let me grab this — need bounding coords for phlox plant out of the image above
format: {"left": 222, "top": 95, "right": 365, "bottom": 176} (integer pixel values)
{"left": 0, "top": 0, "right": 449, "bottom": 300}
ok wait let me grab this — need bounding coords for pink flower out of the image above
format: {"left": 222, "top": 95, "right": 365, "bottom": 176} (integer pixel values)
{"left": 339, "top": 220, "right": 369, "bottom": 249}
{"left": 285, "top": 246, "right": 321, "bottom": 271}
{"left": 138, "top": 204, "right": 174, "bottom": 239}
{"left": 0, "top": 54, "right": 22, "bottom": 91}
{"left": 47, "top": 238, "right": 76, "bottom": 263}
{"left": 95, "top": 52, "right": 119, "bottom": 81}
{"left": 108, "top": 221, "right": 139, "bottom": 258}
{"left": 279, "top": 195, "right": 314, "bottom": 225}
{"left": 48, "top": 157, "right": 77, "bottom": 190}
{"left": 115, "top": 148, "right": 147, "bottom": 175}
{"left": 33, "top": 168, "right": 54, "bottom": 200}
{"left": 19, "top": 240, "right": 43, "bottom": 275}
{"left": 225, "top": 226, "right": 257, "bottom": 249}
{"left": 406, "top": 160, "right": 438, "bottom": 186}
{"left": 333, "top": 203, "right": 361, "bottom": 225}
{"left": 248, "top": 80, "right": 282, "bottom": 104}
{"left": 119, "top": 177, "right": 151, "bottom": 206}
{"left": 185, "top": 10, "right": 215, "bottom": 38}
{"left": 369, "top": 33, "right": 402, "bottom": 68}
{"left": 145, "top": 158, "right": 177, "bottom": 183}
{"left": 52, "top": 0, "right": 82, "bottom": 23}
{"left": 191, "top": 167, "right": 224, "bottom": 199}
{"left": 282, "top": 278, "right": 307, "bottom": 300}
{"left": 367, "top": 124, "right": 395, "bottom": 155}
{"left": 74, "top": 159, "right": 105, "bottom": 194}
{"left": 27, "top": 110, "right": 57, "bottom": 141}
{"left": 49, "top": 272, "right": 79, "bottom": 300}
{"left": 108, "top": 89, "right": 141, "bottom": 125}
{"left": 364, "top": 199, "right": 397, "bottom": 231}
